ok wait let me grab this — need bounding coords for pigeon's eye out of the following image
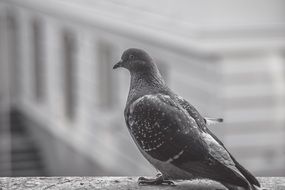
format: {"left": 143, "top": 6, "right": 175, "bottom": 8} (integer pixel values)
{"left": 129, "top": 55, "right": 134, "bottom": 60}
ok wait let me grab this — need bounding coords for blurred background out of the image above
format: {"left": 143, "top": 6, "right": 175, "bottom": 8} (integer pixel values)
{"left": 0, "top": 0, "right": 285, "bottom": 177}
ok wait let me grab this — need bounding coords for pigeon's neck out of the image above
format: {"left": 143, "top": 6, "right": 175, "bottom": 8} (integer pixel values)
{"left": 127, "top": 71, "right": 166, "bottom": 104}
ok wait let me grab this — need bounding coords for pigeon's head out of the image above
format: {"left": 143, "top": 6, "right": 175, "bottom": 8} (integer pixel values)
{"left": 113, "top": 48, "right": 157, "bottom": 74}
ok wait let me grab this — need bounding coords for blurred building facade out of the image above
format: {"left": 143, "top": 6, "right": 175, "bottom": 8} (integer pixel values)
{"left": 0, "top": 0, "right": 285, "bottom": 177}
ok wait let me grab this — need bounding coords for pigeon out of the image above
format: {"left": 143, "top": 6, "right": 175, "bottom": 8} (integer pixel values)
{"left": 113, "top": 48, "right": 261, "bottom": 190}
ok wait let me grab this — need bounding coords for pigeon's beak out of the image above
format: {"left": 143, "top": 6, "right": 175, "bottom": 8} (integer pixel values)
{"left": 113, "top": 60, "right": 123, "bottom": 69}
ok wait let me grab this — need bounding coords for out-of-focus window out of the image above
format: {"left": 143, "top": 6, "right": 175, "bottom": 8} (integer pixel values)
{"left": 31, "top": 18, "right": 45, "bottom": 102}
{"left": 6, "top": 11, "right": 20, "bottom": 100}
{"left": 62, "top": 31, "right": 77, "bottom": 120}
{"left": 97, "top": 42, "right": 115, "bottom": 109}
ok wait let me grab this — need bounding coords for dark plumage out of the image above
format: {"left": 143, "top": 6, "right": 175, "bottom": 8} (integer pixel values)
{"left": 113, "top": 48, "right": 261, "bottom": 190}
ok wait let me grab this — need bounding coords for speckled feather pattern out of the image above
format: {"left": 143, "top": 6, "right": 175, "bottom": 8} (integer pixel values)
{"left": 127, "top": 94, "right": 197, "bottom": 153}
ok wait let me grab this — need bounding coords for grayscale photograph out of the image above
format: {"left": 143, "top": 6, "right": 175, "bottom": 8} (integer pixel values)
{"left": 0, "top": 0, "right": 285, "bottom": 189}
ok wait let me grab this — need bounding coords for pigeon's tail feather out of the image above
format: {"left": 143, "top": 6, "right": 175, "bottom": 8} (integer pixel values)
{"left": 203, "top": 128, "right": 260, "bottom": 188}
{"left": 205, "top": 130, "right": 260, "bottom": 188}
{"left": 233, "top": 158, "right": 260, "bottom": 187}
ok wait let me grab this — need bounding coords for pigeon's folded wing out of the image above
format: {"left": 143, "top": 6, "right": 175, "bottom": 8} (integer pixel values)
{"left": 128, "top": 94, "right": 249, "bottom": 188}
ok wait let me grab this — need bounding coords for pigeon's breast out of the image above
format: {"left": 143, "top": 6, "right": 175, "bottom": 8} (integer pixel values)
{"left": 137, "top": 141, "right": 194, "bottom": 180}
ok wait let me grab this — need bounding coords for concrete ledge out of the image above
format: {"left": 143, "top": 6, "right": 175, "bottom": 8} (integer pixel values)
{"left": 0, "top": 177, "right": 284, "bottom": 190}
